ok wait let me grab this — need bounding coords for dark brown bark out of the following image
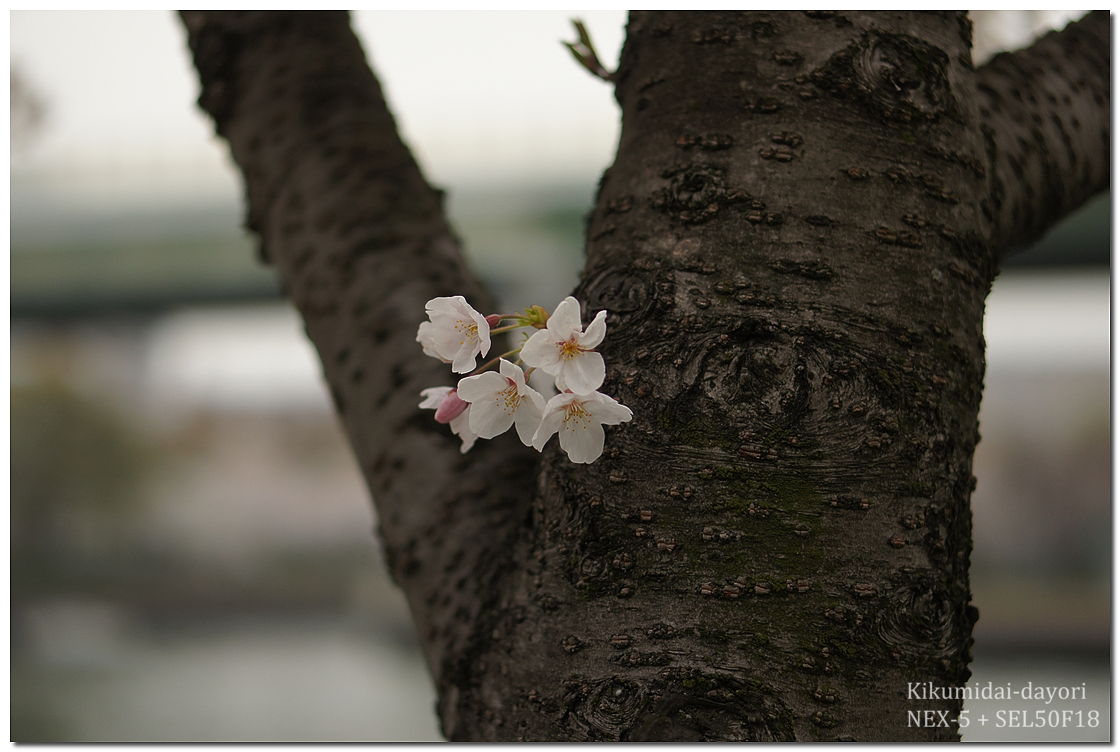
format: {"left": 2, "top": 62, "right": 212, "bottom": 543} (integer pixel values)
{"left": 182, "top": 10, "right": 1108, "bottom": 742}
{"left": 463, "top": 11, "right": 989, "bottom": 741}
{"left": 976, "top": 11, "right": 1110, "bottom": 255}
{"left": 178, "top": 11, "right": 537, "bottom": 719}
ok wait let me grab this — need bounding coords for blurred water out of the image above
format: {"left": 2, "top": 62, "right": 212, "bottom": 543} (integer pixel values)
{"left": 14, "top": 607, "right": 1107, "bottom": 742}
{"left": 13, "top": 614, "right": 442, "bottom": 742}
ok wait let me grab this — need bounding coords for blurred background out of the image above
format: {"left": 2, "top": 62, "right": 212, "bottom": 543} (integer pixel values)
{"left": 10, "top": 10, "right": 1108, "bottom": 742}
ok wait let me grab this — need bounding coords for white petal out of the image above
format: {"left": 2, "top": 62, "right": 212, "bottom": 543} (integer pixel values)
{"left": 521, "top": 382, "right": 547, "bottom": 413}
{"left": 474, "top": 313, "right": 492, "bottom": 359}
{"left": 542, "top": 391, "right": 580, "bottom": 412}
{"left": 531, "top": 400, "right": 570, "bottom": 451}
{"left": 559, "top": 421, "right": 605, "bottom": 464}
{"left": 419, "top": 386, "right": 452, "bottom": 409}
{"left": 586, "top": 392, "right": 633, "bottom": 425}
{"left": 512, "top": 395, "right": 545, "bottom": 446}
{"left": 580, "top": 310, "right": 608, "bottom": 349}
{"left": 469, "top": 395, "right": 516, "bottom": 439}
{"left": 425, "top": 296, "right": 467, "bottom": 317}
{"left": 546, "top": 296, "right": 583, "bottom": 338}
{"left": 499, "top": 358, "right": 525, "bottom": 388}
{"left": 450, "top": 409, "right": 477, "bottom": 453}
{"left": 520, "top": 329, "right": 561, "bottom": 371}
{"left": 437, "top": 296, "right": 483, "bottom": 329}
{"left": 455, "top": 371, "right": 507, "bottom": 403}
{"left": 416, "top": 322, "right": 447, "bottom": 361}
{"left": 559, "top": 351, "right": 605, "bottom": 395}
{"left": 449, "top": 297, "right": 474, "bottom": 317}
{"left": 431, "top": 323, "right": 471, "bottom": 361}
{"left": 450, "top": 341, "right": 480, "bottom": 374}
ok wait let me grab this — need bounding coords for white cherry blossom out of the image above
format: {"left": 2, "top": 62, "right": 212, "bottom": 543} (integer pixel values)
{"left": 419, "top": 386, "right": 477, "bottom": 453}
{"left": 417, "top": 296, "right": 492, "bottom": 373}
{"left": 520, "top": 296, "right": 607, "bottom": 395}
{"left": 456, "top": 359, "right": 546, "bottom": 446}
{"left": 416, "top": 321, "right": 445, "bottom": 362}
{"left": 532, "top": 390, "right": 632, "bottom": 464}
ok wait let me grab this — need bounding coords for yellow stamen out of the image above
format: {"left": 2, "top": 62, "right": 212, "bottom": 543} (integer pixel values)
{"left": 455, "top": 319, "right": 479, "bottom": 345}
{"left": 559, "top": 337, "right": 583, "bottom": 360}
{"left": 495, "top": 383, "right": 521, "bottom": 415}
{"left": 563, "top": 400, "right": 592, "bottom": 429}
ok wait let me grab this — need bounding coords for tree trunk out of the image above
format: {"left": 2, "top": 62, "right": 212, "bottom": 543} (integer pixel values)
{"left": 456, "top": 11, "right": 990, "bottom": 741}
{"left": 178, "top": 10, "right": 539, "bottom": 698}
{"left": 182, "top": 10, "right": 1108, "bottom": 742}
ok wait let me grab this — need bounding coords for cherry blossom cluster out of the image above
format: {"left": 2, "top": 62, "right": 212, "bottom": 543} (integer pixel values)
{"left": 416, "top": 295, "right": 632, "bottom": 464}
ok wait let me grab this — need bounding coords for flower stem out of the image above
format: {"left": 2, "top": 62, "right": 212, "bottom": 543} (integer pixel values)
{"left": 471, "top": 348, "right": 522, "bottom": 375}
{"left": 489, "top": 324, "right": 527, "bottom": 335}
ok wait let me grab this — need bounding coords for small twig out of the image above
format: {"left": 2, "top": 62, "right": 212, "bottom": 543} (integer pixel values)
{"left": 561, "top": 18, "right": 615, "bottom": 82}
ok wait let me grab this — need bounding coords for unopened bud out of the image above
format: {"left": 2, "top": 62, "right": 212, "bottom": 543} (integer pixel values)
{"left": 523, "top": 304, "right": 551, "bottom": 329}
{"left": 434, "top": 389, "right": 468, "bottom": 423}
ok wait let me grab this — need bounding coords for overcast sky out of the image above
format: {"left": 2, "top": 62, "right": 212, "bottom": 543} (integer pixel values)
{"left": 10, "top": 10, "right": 1084, "bottom": 202}
{"left": 10, "top": 11, "right": 627, "bottom": 196}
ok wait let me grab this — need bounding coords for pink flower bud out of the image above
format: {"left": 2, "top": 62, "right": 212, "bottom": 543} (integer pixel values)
{"left": 434, "top": 389, "right": 468, "bottom": 424}
{"left": 484, "top": 314, "right": 502, "bottom": 328}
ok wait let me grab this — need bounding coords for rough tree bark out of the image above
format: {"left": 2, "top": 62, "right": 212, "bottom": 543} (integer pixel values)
{"left": 181, "top": 10, "right": 1109, "bottom": 742}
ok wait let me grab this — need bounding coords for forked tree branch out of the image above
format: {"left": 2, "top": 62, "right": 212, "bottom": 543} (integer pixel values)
{"left": 976, "top": 10, "right": 1110, "bottom": 256}
{"left": 179, "top": 10, "right": 1109, "bottom": 740}
{"left": 179, "top": 11, "right": 536, "bottom": 725}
